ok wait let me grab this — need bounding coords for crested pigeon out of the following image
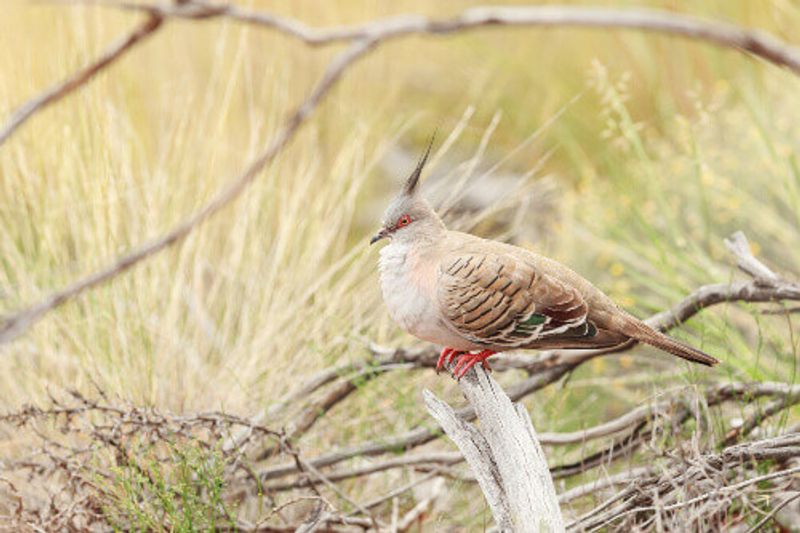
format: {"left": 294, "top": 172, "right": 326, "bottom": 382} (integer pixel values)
{"left": 371, "top": 140, "right": 719, "bottom": 379}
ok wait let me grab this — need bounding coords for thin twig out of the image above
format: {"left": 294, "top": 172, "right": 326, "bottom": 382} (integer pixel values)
{"left": 572, "top": 431, "right": 800, "bottom": 530}
{"left": 744, "top": 491, "right": 800, "bottom": 533}
{"left": 264, "top": 452, "right": 462, "bottom": 492}
{"left": 0, "top": 13, "right": 163, "bottom": 145}
{"left": 600, "top": 465, "right": 800, "bottom": 526}
{"left": 557, "top": 466, "right": 655, "bottom": 504}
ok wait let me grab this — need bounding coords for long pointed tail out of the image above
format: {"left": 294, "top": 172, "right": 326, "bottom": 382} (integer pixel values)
{"left": 622, "top": 318, "right": 719, "bottom": 367}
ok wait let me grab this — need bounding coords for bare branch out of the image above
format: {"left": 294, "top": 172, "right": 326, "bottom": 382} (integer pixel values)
{"left": 0, "top": 13, "right": 163, "bottom": 146}
{"left": 93, "top": 1, "right": 800, "bottom": 77}
{"left": 557, "top": 467, "right": 655, "bottom": 505}
{"left": 423, "top": 389, "right": 514, "bottom": 529}
{"left": 724, "top": 230, "right": 782, "bottom": 285}
{"left": 272, "top": 394, "right": 667, "bottom": 489}
{"left": 259, "top": 382, "right": 799, "bottom": 486}
{"left": 285, "top": 365, "right": 408, "bottom": 443}
{"left": 264, "top": 452, "right": 462, "bottom": 492}
{"left": 761, "top": 305, "right": 800, "bottom": 315}
{"left": 600, "top": 465, "right": 800, "bottom": 526}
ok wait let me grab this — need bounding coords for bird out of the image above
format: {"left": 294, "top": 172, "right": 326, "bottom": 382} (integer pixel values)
{"left": 371, "top": 138, "right": 719, "bottom": 379}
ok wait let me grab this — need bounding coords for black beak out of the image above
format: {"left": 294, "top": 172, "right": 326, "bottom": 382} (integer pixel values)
{"left": 370, "top": 228, "right": 389, "bottom": 245}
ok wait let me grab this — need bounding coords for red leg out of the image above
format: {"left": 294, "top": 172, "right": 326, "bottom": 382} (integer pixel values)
{"left": 454, "top": 350, "right": 497, "bottom": 379}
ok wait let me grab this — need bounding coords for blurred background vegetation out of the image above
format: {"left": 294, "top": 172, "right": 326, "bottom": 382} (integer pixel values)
{"left": 1, "top": 0, "right": 799, "bottom": 528}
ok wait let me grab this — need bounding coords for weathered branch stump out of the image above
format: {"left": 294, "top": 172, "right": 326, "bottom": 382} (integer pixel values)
{"left": 423, "top": 365, "right": 564, "bottom": 532}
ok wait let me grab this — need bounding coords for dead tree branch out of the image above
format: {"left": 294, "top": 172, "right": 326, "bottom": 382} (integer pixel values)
{"left": 424, "top": 366, "right": 564, "bottom": 531}
{"left": 91, "top": 1, "right": 800, "bottom": 76}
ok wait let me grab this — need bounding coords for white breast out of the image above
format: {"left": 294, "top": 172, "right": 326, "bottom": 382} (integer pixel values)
{"left": 378, "top": 241, "right": 479, "bottom": 351}
{"left": 378, "top": 242, "right": 441, "bottom": 341}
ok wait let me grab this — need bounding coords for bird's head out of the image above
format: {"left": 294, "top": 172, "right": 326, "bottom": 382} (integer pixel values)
{"left": 370, "top": 136, "right": 445, "bottom": 246}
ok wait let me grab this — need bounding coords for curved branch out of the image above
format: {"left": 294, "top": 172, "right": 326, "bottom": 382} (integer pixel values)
{"left": 4, "top": 1, "right": 800, "bottom": 343}
{"left": 0, "top": 13, "right": 163, "bottom": 146}
{"left": 105, "top": 1, "right": 800, "bottom": 76}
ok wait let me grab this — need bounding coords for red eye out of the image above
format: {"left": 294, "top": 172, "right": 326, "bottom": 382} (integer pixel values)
{"left": 396, "top": 215, "right": 412, "bottom": 228}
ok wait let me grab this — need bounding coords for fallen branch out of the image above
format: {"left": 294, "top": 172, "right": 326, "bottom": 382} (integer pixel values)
{"left": 724, "top": 231, "right": 781, "bottom": 285}
{"left": 264, "top": 452, "right": 462, "bottom": 492}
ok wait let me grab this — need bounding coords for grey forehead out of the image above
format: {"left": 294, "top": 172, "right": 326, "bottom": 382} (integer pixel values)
{"left": 383, "top": 195, "right": 410, "bottom": 221}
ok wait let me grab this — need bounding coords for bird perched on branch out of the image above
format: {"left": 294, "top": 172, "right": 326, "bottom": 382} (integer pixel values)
{"left": 371, "top": 138, "right": 718, "bottom": 379}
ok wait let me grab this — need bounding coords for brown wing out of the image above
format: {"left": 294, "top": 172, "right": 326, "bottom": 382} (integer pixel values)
{"left": 437, "top": 251, "right": 594, "bottom": 348}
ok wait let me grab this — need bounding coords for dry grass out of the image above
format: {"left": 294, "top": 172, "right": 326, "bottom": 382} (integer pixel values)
{"left": 1, "top": 0, "right": 799, "bottom": 529}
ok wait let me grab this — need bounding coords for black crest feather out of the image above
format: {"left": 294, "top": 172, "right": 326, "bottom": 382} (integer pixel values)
{"left": 402, "top": 132, "right": 436, "bottom": 196}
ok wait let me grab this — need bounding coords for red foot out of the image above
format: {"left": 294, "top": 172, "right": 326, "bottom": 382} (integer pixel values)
{"left": 452, "top": 350, "right": 497, "bottom": 379}
{"left": 436, "top": 347, "right": 463, "bottom": 372}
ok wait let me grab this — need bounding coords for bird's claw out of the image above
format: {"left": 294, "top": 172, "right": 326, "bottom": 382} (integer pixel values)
{"left": 437, "top": 347, "right": 462, "bottom": 373}
{"left": 438, "top": 348, "right": 496, "bottom": 378}
{"left": 436, "top": 347, "right": 452, "bottom": 373}
{"left": 452, "top": 350, "right": 496, "bottom": 380}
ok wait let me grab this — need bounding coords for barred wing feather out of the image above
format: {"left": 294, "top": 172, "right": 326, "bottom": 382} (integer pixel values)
{"left": 437, "top": 251, "right": 594, "bottom": 348}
